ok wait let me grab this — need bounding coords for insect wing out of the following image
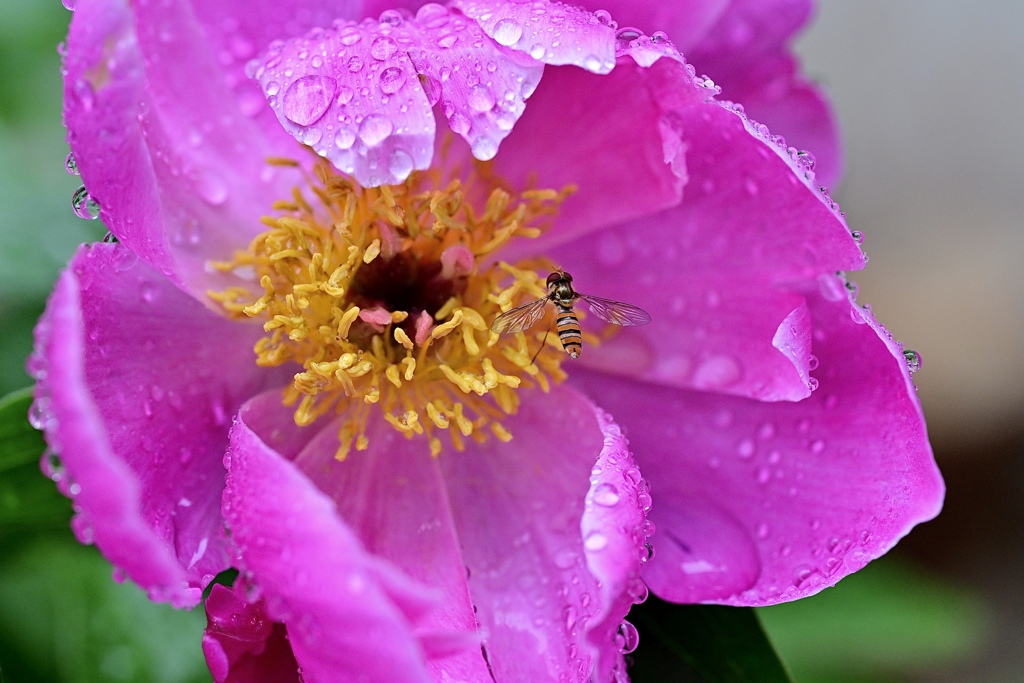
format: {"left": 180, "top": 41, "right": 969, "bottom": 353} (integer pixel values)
{"left": 491, "top": 296, "right": 550, "bottom": 334}
{"left": 579, "top": 293, "right": 651, "bottom": 326}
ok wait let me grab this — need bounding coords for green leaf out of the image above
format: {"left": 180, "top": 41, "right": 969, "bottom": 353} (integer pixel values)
{"left": 757, "top": 557, "right": 988, "bottom": 683}
{"left": 0, "top": 387, "right": 71, "bottom": 539}
{"left": 629, "top": 597, "right": 793, "bottom": 683}
{"left": 0, "top": 537, "right": 211, "bottom": 683}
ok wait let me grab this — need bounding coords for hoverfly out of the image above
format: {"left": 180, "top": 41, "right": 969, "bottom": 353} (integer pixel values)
{"left": 491, "top": 271, "right": 651, "bottom": 359}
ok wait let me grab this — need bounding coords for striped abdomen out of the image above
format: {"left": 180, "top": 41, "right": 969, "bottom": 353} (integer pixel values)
{"left": 555, "top": 305, "right": 583, "bottom": 358}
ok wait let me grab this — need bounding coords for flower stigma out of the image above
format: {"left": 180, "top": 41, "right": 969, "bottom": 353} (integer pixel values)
{"left": 209, "top": 157, "right": 584, "bottom": 458}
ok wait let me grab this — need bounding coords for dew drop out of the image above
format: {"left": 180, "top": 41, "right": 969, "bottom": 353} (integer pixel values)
{"left": 334, "top": 127, "right": 356, "bottom": 150}
{"left": 41, "top": 448, "right": 64, "bottom": 482}
{"left": 62, "top": 0, "right": 75, "bottom": 9}
{"left": 370, "top": 36, "right": 398, "bottom": 60}
{"left": 447, "top": 111, "right": 470, "bottom": 134}
{"left": 65, "top": 153, "right": 79, "bottom": 175}
{"left": 810, "top": 439, "right": 825, "bottom": 455}
{"left": 336, "top": 85, "right": 354, "bottom": 105}
{"left": 71, "top": 185, "right": 101, "bottom": 220}
{"left": 467, "top": 86, "right": 495, "bottom": 112}
{"left": 264, "top": 80, "right": 280, "bottom": 96}
{"left": 358, "top": 114, "right": 393, "bottom": 146}
{"left": 615, "top": 620, "right": 640, "bottom": 654}
{"left": 340, "top": 27, "right": 362, "bottom": 46}
{"left": 282, "top": 74, "right": 336, "bottom": 126}
{"left": 388, "top": 150, "right": 414, "bottom": 182}
{"left": 584, "top": 531, "right": 608, "bottom": 551}
{"left": 471, "top": 136, "right": 498, "bottom": 160}
{"left": 736, "top": 438, "right": 755, "bottom": 459}
{"left": 492, "top": 18, "right": 523, "bottom": 46}
{"left": 693, "top": 354, "right": 741, "bottom": 389}
{"left": 850, "top": 230, "right": 864, "bottom": 244}
{"left": 903, "top": 349, "right": 922, "bottom": 374}
{"left": 378, "top": 66, "right": 406, "bottom": 94}
{"left": 629, "top": 579, "right": 649, "bottom": 604}
{"left": 592, "top": 482, "right": 620, "bottom": 507}
{"left": 640, "top": 542, "right": 655, "bottom": 563}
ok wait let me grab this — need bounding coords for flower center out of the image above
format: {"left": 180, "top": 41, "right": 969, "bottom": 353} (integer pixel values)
{"left": 210, "top": 158, "right": 577, "bottom": 458}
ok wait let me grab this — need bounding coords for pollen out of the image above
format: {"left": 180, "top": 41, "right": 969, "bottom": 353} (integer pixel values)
{"left": 210, "top": 158, "right": 574, "bottom": 458}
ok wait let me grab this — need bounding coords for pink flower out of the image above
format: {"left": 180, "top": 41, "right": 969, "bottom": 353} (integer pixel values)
{"left": 33, "top": 0, "right": 942, "bottom": 681}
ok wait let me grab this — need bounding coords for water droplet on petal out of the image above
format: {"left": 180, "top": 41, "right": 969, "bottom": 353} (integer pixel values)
{"left": 378, "top": 66, "right": 406, "bottom": 94}
{"left": 370, "top": 36, "right": 398, "bottom": 60}
{"left": 448, "top": 111, "right": 470, "bottom": 135}
{"left": 592, "top": 482, "right": 620, "bottom": 507}
{"left": 903, "top": 349, "right": 922, "bottom": 374}
{"left": 334, "top": 128, "right": 356, "bottom": 149}
{"left": 65, "top": 153, "right": 79, "bottom": 175}
{"left": 388, "top": 150, "right": 413, "bottom": 181}
{"left": 615, "top": 620, "right": 640, "bottom": 654}
{"left": 851, "top": 230, "right": 864, "bottom": 244}
{"left": 467, "top": 86, "right": 495, "bottom": 112}
{"left": 471, "top": 136, "right": 498, "bottom": 160}
{"left": 693, "top": 354, "right": 741, "bottom": 389}
{"left": 62, "top": 0, "right": 75, "bottom": 10}
{"left": 282, "top": 74, "right": 336, "bottom": 126}
{"left": 41, "top": 448, "right": 64, "bottom": 482}
{"left": 358, "top": 114, "right": 393, "bottom": 146}
{"left": 584, "top": 530, "right": 608, "bottom": 551}
{"left": 71, "top": 185, "right": 101, "bottom": 219}
{"left": 492, "top": 18, "right": 523, "bottom": 46}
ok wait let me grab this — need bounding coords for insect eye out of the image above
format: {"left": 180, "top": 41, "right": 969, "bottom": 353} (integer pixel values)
{"left": 546, "top": 272, "right": 561, "bottom": 286}
{"left": 564, "top": 272, "right": 573, "bottom": 282}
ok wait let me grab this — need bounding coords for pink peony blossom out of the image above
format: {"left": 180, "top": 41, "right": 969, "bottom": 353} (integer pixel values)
{"left": 33, "top": 0, "right": 942, "bottom": 680}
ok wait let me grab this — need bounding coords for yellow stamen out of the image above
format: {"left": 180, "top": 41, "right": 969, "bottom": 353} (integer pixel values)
{"left": 210, "top": 157, "right": 581, "bottom": 455}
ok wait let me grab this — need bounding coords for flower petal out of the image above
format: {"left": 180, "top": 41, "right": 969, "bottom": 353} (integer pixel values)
{"left": 240, "top": 390, "right": 490, "bottom": 681}
{"left": 64, "top": 0, "right": 298, "bottom": 297}
{"left": 202, "top": 583, "right": 300, "bottom": 683}
{"left": 249, "top": 4, "right": 550, "bottom": 184}
{"left": 224, "top": 400, "right": 442, "bottom": 683}
{"left": 574, "top": 0, "right": 729, "bottom": 51}
{"left": 494, "top": 57, "right": 690, "bottom": 260}
{"left": 438, "top": 385, "right": 648, "bottom": 681}
{"left": 569, "top": 288, "right": 943, "bottom": 606}
{"left": 543, "top": 57, "right": 860, "bottom": 400}
{"left": 453, "top": 0, "right": 616, "bottom": 72}
{"left": 559, "top": 274, "right": 815, "bottom": 401}
{"left": 31, "top": 243, "right": 279, "bottom": 606}
{"left": 685, "top": 0, "right": 842, "bottom": 185}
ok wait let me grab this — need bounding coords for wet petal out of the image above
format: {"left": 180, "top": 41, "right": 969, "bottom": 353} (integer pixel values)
{"left": 252, "top": 19, "right": 436, "bottom": 186}
{"left": 574, "top": 0, "right": 729, "bottom": 51}
{"left": 249, "top": 5, "right": 548, "bottom": 184}
{"left": 202, "top": 584, "right": 300, "bottom": 683}
{"left": 241, "top": 390, "right": 489, "bottom": 681}
{"left": 685, "top": 0, "right": 842, "bottom": 184}
{"left": 439, "top": 385, "right": 648, "bottom": 681}
{"left": 31, "top": 243, "right": 281, "bottom": 606}
{"left": 539, "top": 56, "right": 859, "bottom": 400}
{"left": 224, "top": 401, "right": 442, "bottom": 683}
{"left": 453, "top": 0, "right": 616, "bottom": 72}
{"left": 569, "top": 288, "right": 943, "bottom": 606}
{"left": 495, "top": 57, "right": 690, "bottom": 261}
{"left": 557, "top": 274, "right": 815, "bottom": 401}
{"left": 404, "top": 4, "right": 543, "bottom": 163}
{"left": 64, "top": 0, "right": 297, "bottom": 297}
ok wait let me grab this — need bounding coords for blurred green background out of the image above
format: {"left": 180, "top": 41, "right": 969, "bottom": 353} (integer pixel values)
{"left": 1, "top": 1, "right": 1018, "bottom": 681}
